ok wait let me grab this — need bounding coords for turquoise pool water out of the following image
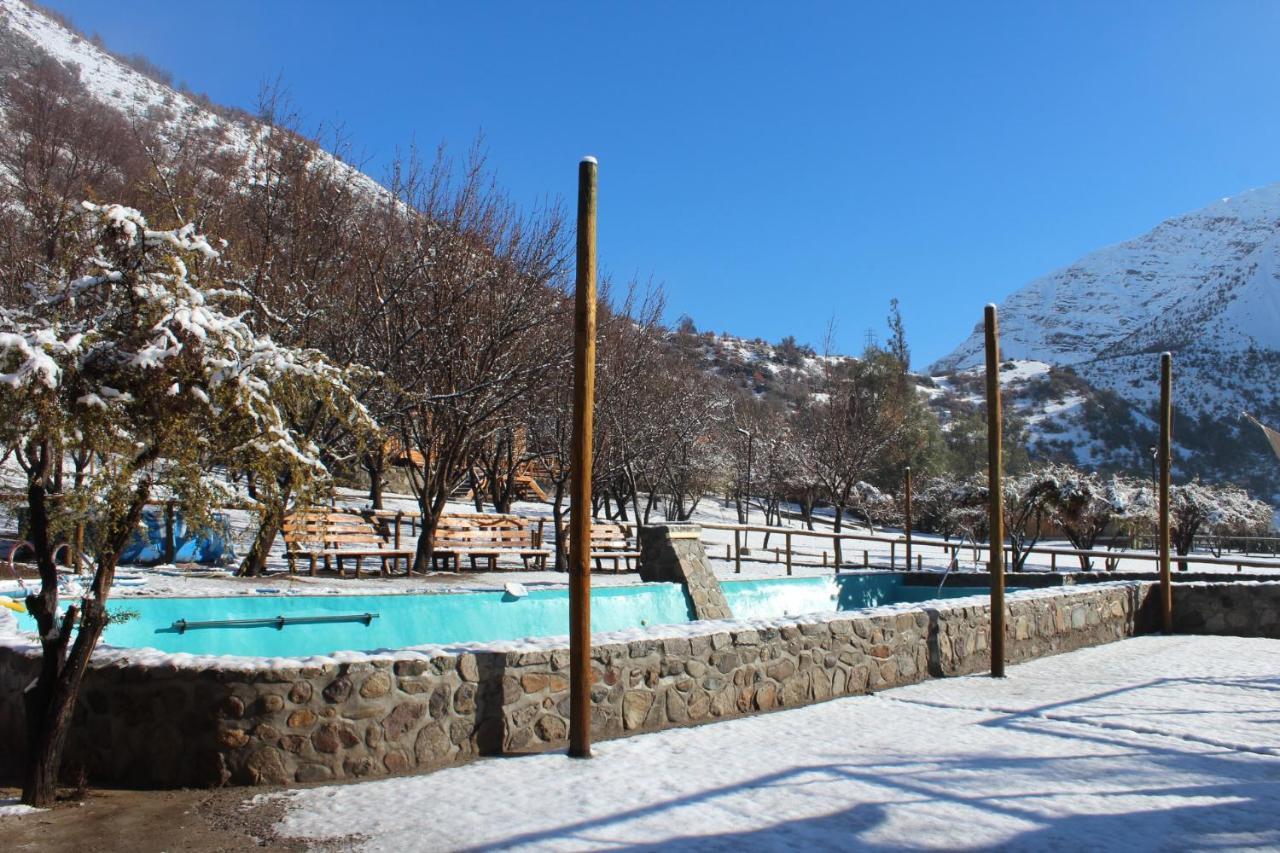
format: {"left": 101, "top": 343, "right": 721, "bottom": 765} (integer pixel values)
{"left": 29, "top": 574, "right": 981, "bottom": 658}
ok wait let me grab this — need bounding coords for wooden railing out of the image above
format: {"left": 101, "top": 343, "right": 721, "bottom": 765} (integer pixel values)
{"left": 700, "top": 521, "right": 912, "bottom": 576}
{"left": 697, "top": 520, "right": 1280, "bottom": 576}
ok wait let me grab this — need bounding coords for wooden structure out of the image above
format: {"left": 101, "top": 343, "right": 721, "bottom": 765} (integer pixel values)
{"left": 1158, "top": 352, "right": 1173, "bottom": 632}
{"left": 457, "top": 468, "right": 549, "bottom": 503}
{"left": 569, "top": 156, "right": 599, "bottom": 759}
{"left": 431, "top": 514, "right": 550, "bottom": 572}
{"left": 282, "top": 511, "right": 413, "bottom": 577}
{"left": 984, "top": 304, "right": 1006, "bottom": 678}
{"left": 557, "top": 520, "right": 640, "bottom": 572}
{"left": 701, "top": 519, "right": 1280, "bottom": 575}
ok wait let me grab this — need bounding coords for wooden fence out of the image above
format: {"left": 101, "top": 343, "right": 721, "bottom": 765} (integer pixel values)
{"left": 698, "top": 520, "right": 1280, "bottom": 576}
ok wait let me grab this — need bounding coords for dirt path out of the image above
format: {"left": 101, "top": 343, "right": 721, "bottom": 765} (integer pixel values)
{"left": 0, "top": 786, "right": 329, "bottom": 852}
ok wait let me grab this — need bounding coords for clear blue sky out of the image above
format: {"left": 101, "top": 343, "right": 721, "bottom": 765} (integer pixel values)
{"left": 43, "top": 0, "right": 1280, "bottom": 369}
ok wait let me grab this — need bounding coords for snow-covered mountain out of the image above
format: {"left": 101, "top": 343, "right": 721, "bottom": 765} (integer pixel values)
{"left": 0, "top": 0, "right": 384, "bottom": 198}
{"left": 932, "top": 183, "right": 1280, "bottom": 495}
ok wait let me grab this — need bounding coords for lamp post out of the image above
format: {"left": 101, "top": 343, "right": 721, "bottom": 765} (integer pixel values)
{"left": 1148, "top": 443, "right": 1157, "bottom": 489}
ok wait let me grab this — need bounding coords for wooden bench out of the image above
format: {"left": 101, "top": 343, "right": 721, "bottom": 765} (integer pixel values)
{"left": 558, "top": 521, "right": 641, "bottom": 572}
{"left": 283, "top": 511, "right": 414, "bottom": 577}
{"left": 431, "top": 514, "right": 550, "bottom": 572}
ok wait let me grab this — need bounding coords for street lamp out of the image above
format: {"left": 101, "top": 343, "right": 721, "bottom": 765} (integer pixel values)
{"left": 737, "top": 427, "right": 753, "bottom": 525}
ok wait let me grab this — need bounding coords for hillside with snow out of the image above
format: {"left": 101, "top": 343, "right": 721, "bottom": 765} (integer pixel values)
{"left": 932, "top": 183, "right": 1280, "bottom": 496}
{"left": 0, "top": 0, "right": 384, "bottom": 200}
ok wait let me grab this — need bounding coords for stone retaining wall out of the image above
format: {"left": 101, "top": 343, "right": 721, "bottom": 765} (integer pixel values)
{"left": 0, "top": 648, "right": 496, "bottom": 788}
{"left": 1172, "top": 581, "right": 1280, "bottom": 638}
{"left": 1, "top": 581, "right": 1167, "bottom": 788}
{"left": 500, "top": 582, "right": 1157, "bottom": 752}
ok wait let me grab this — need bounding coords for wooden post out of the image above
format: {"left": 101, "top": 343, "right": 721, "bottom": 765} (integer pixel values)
{"left": 917, "top": 554, "right": 922, "bottom": 571}
{"left": 890, "top": 541, "right": 896, "bottom": 569}
{"left": 903, "top": 467, "right": 913, "bottom": 572}
{"left": 785, "top": 531, "right": 792, "bottom": 576}
{"left": 1158, "top": 351, "right": 1173, "bottom": 633}
{"left": 985, "top": 304, "right": 1006, "bottom": 678}
{"left": 394, "top": 511, "right": 403, "bottom": 550}
{"left": 569, "top": 156, "right": 598, "bottom": 759}
{"left": 734, "top": 529, "right": 742, "bottom": 574}
{"left": 863, "top": 549, "right": 869, "bottom": 568}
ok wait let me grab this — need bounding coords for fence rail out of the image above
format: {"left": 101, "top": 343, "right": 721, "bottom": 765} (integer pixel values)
{"left": 697, "top": 520, "right": 1280, "bottom": 576}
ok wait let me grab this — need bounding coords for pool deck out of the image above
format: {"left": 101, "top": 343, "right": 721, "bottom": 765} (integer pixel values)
{"left": 262, "top": 634, "right": 1280, "bottom": 851}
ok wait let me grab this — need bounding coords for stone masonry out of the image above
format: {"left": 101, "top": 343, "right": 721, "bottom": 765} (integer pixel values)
{"left": 637, "top": 523, "right": 732, "bottom": 619}
{"left": 0, "top": 579, "right": 1200, "bottom": 789}
{"left": 1172, "top": 581, "right": 1280, "bottom": 638}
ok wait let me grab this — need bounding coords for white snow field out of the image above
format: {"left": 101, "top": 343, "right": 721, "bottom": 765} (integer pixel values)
{"left": 268, "top": 635, "right": 1280, "bottom": 852}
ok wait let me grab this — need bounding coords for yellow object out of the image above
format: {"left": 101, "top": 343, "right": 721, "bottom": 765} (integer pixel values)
{"left": 0, "top": 597, "right": 26, "bottom": 613}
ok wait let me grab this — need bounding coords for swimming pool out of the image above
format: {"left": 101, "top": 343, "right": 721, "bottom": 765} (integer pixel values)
{"left": 31, "top": 573, "right": 983, "bottom": 657}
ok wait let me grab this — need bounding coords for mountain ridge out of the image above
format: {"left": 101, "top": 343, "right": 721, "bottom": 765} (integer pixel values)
{"left": 932, "top": 180, "right": 1280, "bottom": 496}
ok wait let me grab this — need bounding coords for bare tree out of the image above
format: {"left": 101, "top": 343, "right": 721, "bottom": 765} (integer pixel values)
{"left": 1040, "top": 465, "right": 1132, "bottom": 569}
{"left": 369, "top": 147, "right": 568, "bottom": 572}
{"left": 795, "top": 348, "right": 914, "bottom": 564}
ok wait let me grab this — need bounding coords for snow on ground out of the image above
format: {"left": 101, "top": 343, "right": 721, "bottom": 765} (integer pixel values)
{"left": 266, "top": 635, "right": 1280, "bottom": 852}
{"left": 0, "top": 798, "right": 42, "bottom": 818}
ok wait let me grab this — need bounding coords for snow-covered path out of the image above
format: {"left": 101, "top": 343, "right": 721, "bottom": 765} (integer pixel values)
{"left": 269, "top": 635, "right": 1280, "bottom": 851}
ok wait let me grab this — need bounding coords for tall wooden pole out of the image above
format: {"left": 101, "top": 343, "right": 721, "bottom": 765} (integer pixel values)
{"left": 984, "top": 304, "right": 1006, "bottom": 678}
{"left": 569, "top": 156, "right": 598, "bottom": 758}
{"left": 1158, "top": 352, "right": 1173, "bottom": 633}
{"left": 903, "top": 467, "right": 913, "bottom": 572}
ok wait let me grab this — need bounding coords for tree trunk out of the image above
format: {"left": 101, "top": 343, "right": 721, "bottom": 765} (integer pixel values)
{"left": 364, "top": 452, "right": 385, "bottom": 510}
{"left": 1175, "top": 538, "right": 1191, "bottom": 572}
{"left": 801, "top": 492, "right": 814, "bottom": 531}
{"left": 239, "top": 481, "right": 290, "bottom": 577}
{"left": 833, "top": 504, "right": 845, "bottom": 566}
{"left": 468, "top": 469, "right": 484, "bottom": 513}
{"left": 22, "top": 482, "right": 147, "bottom": 807}
{"left": 239, "top": 511, "right": 282, "bottom": 577}
{"left": 411, "top": 490, "right": 447, "bottom": 574}
{"left": 1064, "top": 529, "right": 1094, "bottom": 571}
{"left": 551, "top": 481, "right": 568, "bottom": 571}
